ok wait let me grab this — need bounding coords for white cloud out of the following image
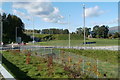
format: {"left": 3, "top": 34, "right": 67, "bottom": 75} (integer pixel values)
{"left": 90, "top": 18, "right": 118, "bottom": 26}
{"left": 0, "top": 8, "right": 5, "bottom": 13}
{"left": 53, "top": 7, "right": 59, "bottom": 14}
{"left": 85, "top": 6, "right": 105, "bottom": 17}
{"left": 2, "top": 0, "right": 49, "bottom": 2}
{"left": 12, "top": 0, "right": 65, "bottom": 23}
{"left": 13, "top": 9, "right": 31, "bottom": 20}
{"left": 57, "top": 20, "right": 68, "bottom": 25}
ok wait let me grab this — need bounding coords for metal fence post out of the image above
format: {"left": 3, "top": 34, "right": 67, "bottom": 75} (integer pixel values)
{"left": 51, "top": 48, "right": 52, "bottom": 53}
{"left": 44, "top": 47, "right": 45, "bottom": 55}
{"left": 83, "top": 59, "right": 84, "bottom": 74}
{"left": 97, "top": 59, "right": 98, "bottom": 78}
{"left": 59, "top": 49, "right": 60, "bottom": 58}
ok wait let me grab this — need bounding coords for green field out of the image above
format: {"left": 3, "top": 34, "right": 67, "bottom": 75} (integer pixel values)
{"left": 27, "top": 33, "right": 118, "bottom": 46}
{"left": 32, "top": 38, "right": 118, "bottom": 47}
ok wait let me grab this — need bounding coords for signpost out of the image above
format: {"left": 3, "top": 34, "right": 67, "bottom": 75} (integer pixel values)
{"left": 17, "top": 37, "right": 22, "bottom": 43}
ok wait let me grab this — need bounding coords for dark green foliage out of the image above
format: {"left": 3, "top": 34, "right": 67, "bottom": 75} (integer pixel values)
{"left": 92, "top": 25, "right": 109, "bottom": 38}
{"left": 41, "top": 28, "right": 69, "bottom": 34}
{"left": 113, "top": 32, "right": 120, "bottom": 38}
{"left": 1, "top": 13, "right": 32, "bottom": 43}
{"left": 76, "top": 27, "right": 91, "bottom": 37}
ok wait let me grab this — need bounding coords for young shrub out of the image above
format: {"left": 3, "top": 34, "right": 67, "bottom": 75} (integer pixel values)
{"left": 26, "top": 51, "right": 31, "bottom": 64}
{"left": 47, "top": 56, "right": 54, "bottom": 76}
{"left": 76, "top": 58, "right": 83, "bottom": 73}
{"left": 68, "top": 56, "right": 72, "bottom": 65}
{"left": 37, "top": 64, "right": 42, "bottom": 71}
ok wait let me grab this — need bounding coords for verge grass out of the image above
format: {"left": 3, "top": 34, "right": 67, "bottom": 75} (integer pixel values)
{"left": 2, "top": 50, "right": 89, "bottom": 79}
{"left": 32, "top": 38, "right": 118, "bottom": 47}
{"left": 58, "top": 48, "right": 118, "bottom": 78}
{"left": 59, "top": 48, "right": 118, "bottom": 64}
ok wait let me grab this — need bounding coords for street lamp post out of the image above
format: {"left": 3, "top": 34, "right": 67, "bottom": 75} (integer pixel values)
{"left": 0, "top": 15, "right": 2, "bottom": 46}
{"left": 0, "top": 11, "right": 3, "bottom": 64}
{"left": 68, "top": 15, "right": 71, "bottom": 48}
{"left": 83, "top": 4, "right": 86, "bottom": 49}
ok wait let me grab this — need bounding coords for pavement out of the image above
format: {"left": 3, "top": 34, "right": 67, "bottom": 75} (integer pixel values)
{"left": 21, "top": 45, "right": 119, "bottom": 51}
{"left": 0, "top": 64, "right": 15, "bottom": 80}
{"left": 0, "top": 44, "right": 119, "bottom": 51}
{"left": 56, "top": 46, "right": 119, "bottom": 51}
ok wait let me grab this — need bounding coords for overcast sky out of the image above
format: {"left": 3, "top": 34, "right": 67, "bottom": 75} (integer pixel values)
{"left": 1, "top": 1, "right": 118, "bottom": 32}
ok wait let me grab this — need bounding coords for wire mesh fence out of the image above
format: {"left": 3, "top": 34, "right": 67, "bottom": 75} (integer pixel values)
{"left": 20, "top": 45, "right": 118, "bottom": 78}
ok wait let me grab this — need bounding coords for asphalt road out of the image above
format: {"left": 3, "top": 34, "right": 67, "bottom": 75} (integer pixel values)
{"left": 20, "top": 45, "right": 119, "bottom": 51}
{"left": 56, "top": 46, "right": 119, "bottom": 51}
{"left": 0, "top": 44, "right": 119, "bottom": 51}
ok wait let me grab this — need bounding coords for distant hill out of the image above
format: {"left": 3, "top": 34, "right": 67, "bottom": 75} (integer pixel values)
{"left": 26, "top": 33, "right": 85, "bottom": 41}
{"left": 109, "top": 26, "right": 119, "bottom": 33}
{"left": 53, "top": 34, "right": 84, "bottom": 40}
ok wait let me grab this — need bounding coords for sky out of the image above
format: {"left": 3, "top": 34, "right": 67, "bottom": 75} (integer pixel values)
{"left": 1, "top": 1, "right": 118, "bottom": 32}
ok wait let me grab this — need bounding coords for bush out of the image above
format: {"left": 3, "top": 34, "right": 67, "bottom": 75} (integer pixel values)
{"left": 113, "top": 32, "right": 120, "bottom": 38}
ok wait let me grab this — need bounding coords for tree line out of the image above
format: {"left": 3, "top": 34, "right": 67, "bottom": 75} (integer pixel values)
{"left": 25, "top": 29, "right": 69, "bottom": 34}
{"left": 41, "top": 29, "right": 69, "bottom": 34}
{"left": 73, "top": 25, "right": 110, "bottom": 38}
{"left": 25, "top": 25, "right": 117, "bottom": 38}
{"left": 75, "top": 25, "right": 119, "bottom": 38}
{"left": 1, "top": 13, "right": 32, "bottom": 44}
{"left": 92, "top": 25, "right": 119, "bottom": 38}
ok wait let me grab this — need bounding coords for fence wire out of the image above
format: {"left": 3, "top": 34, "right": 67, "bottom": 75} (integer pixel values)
{"left": 20, "top": 46, "right": 118, "bottom": 78}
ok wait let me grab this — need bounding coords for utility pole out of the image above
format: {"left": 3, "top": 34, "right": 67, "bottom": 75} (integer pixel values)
{"left": 0, "top": 3, "right": 3, "bottom": 64}
{"left": 68, "top": 14, "right": 71, "bottom": 48}
{"left": 83, "top": 4, "right": 86, "bottom": 49}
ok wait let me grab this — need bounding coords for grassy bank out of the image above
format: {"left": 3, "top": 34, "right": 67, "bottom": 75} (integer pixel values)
{"left": 2, "top": 50, "right": 89, "bottom": 79}
{"left": 32, "top": 38, "right": 118, "bottom": 46}
{"left": 59, "top": 49, "right": 118, "bottom": 64}
{"left": 2, "top": 49, "right": 118, "bottom": 78}
{"left": 28, "top": 34, "right": 84, "bottom": 40}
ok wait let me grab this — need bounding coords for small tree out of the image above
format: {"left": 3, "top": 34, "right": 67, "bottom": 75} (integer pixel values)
{"left": 113, "top": 32, "right": 120, "bottom": 38}
{"left": 47, "top": 56, "right": 54, "bottom": 76}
